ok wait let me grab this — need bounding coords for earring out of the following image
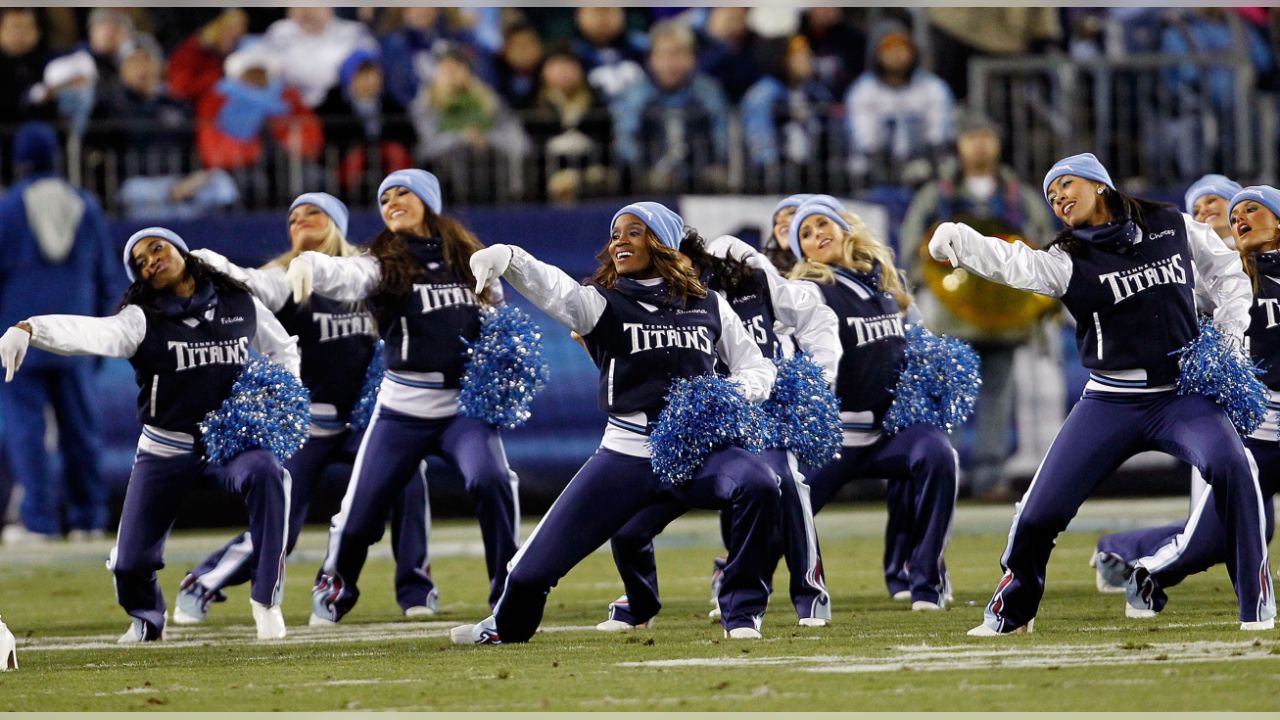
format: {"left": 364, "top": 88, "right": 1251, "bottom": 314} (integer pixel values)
{"left": 1096, "top": 187, "right": 1105, "bottom": 195}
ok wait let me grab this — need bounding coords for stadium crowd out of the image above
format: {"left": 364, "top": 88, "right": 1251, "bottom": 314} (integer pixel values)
{"left": 0, "top": 6, "right": 1276, "bottom": 214}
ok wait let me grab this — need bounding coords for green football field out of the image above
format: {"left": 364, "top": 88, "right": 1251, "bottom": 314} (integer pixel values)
{"left": 0, "top": 498, "right": 1277, "bottom": 712}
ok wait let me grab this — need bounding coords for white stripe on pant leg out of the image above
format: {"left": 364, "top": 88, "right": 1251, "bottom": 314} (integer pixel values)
{"left": 786, "top": 451, "right": 826, "bottom": 617}
{"left": 200, "top": 534, "right": 255, "bottom": 592}
{"left": 1242, "top": 449, "right": 1275, "bottom": 620}
{"left": 323, "top": 404, "right": 384, "bottom": 576}
{"left": 1138, "top": 485, "right": 1213, "bottom": 575}
{"left": 493, "top": 432, "right": 520, "bottom": 545}
{"left": 1188, "top": 466, "right": 1209, "bottom": 515}
{"left": 998, "top": 427, "right": 1061, "bottom": 569}
{"left": 418, "top": 461, "right": 431, "bottom": 574}
{"left": 934, "top": 447, "right": 960, "bottom": 605}
{"left": 271, "top": 469, "right": 292, "bottom": 606}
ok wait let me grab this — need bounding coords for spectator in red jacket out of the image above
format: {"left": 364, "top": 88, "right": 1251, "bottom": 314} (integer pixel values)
{"left": 166, "top": 9, "right": 247, "bottom": 104}
{"left": 195, "top": 43, "right": 322, "bottom": 172}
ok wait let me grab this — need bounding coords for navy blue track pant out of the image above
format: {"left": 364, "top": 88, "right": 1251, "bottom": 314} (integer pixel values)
{"left": 314, "top": 406, "right": 518, "bottom": 620}
{"left": 493, "top": 446, "right": 779, "bottom": 642}
{"left": 608, "top": 448, "right": 828, "bottom": 623}
{"left": 188, "top": 429, "right": 434, "bottom": 612}
{"left": 983, "top": 391, "right": 1275, "bottom": 630}
{"left": 111, "top": 447, "right": 288, "bottom": 633}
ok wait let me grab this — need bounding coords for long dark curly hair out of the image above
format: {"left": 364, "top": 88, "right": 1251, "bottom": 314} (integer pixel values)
{"left": 366, "top": 211, "right": 496, "bottom": 304}
{"left": 677, "top": 227, "right": 756, "bottom": 296}
{"left": 589, "top": 229, "right": 707, "bottom": 304}
{"left": 118, "top": 252, "right": 250, "bottom": 312}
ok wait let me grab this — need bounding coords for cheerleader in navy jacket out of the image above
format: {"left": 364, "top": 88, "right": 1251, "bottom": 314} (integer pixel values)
{"left": 283, "top": 170, "right": 520, "bottom": 622}
{"left": 928, "top": 153, "right": 1274, "bottom": 633}
{"left": 598, "top": 227, "right": 841, "bottom": 630}
{"left": 452, "top": 201, "right": 779, "bottom": 644}
{"left": 0, "top": 227, "right": 300, "bottom": 642}
{"left": 178, "top": 193, "right": 433, "bottom": 622}
{"left": 786, "top": 199, "right": 959, "bottom": 611}
{"left": 1090, "top": 186, "right": 1280, "bottom": 620}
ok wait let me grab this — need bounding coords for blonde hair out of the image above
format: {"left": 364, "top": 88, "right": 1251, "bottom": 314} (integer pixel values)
{"left": 787, "top": 210, "right": 912, "bottom": 310}
{"left": 265, "top": 213, "right": 361, "bottom": 270}
{"left": 199, "top": 9, "right": 247, "bottom": 48}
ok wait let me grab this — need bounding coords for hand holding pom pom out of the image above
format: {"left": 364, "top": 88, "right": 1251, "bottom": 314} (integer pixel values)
{"left": 883, "top": 325, "right": 982, "bottom": 434}
{"left": 649, "top": 374, "right": 766, "bottom": 484}
{"left": 459, "top": 304, "right": 550, "bottom": 428}
{"left": 348, "top": 340, "right": 385, "bottom": 432}
{"left": 1173, "top": 319, "right": 1267, "bottom": 435}
{"left": 200, "top": 352, "right": 311, "bottom": 464}
{"left": 761, "top": 353, "right": 842, "bottom": 468}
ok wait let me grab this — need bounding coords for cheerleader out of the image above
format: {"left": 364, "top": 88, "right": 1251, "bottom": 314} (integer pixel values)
{"left": 761, "top": 194, "right": 814, "bottom": 274}
{"left": 452, "top": 201, "right": 780, "bottom": 643}
{"left": 598, "top": 225, "right": 841, "bottom": 630}
{"left": 177, "top": 193, "right": 434, "bottom": 622}
{"left": 0, "top": 227, "right": 299, "bottom": 641}
{"left": 284, "top": 170, "right": 520, "bottom": 623}
{"left": 928, "top": 153, "right": 1274, "bottom": 633}
{"left": 782, "top": 198, "right": 959, "bottom": 611}
{"left": 1092, "top": 186, "right": 1280, "bottom": 619}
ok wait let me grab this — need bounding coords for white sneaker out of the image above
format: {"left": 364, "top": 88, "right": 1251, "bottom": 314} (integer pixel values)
{"left": 797, "top": 617, "right": 828, "bottom": 627}
{"left": 1091, "top": 551, "right": 1128, "bottom": 594}
{"left": 451, "top": 617, "right": 501, "bottom": 645}
{"left": 173, "top": 575, "right": 214, "bottom": 624}
{"left": 708, "top": 606, "right": 722, "bottom": 619}
{"left": 1125, "top": 604, "right": 1157, "bottom": 619}
{"left": 0, "top": 615, "right": 16, "bottom": 671}
{"left": 967, "top": 619, "right": 1033, "bottom": 637}
{"left": 251, "top": 600, "right": 286, "bottom": 640}
{"left": 1, "top": 525, "right": 58, "bottom": 545}
{"left": 725, "top": 627, "right": 762, "bottom": 640}
{"left": 1241, "top": 618, "right": 1275, "bottom": 631}
{"left": 891, "top": 590, "right": 911, "bottom": 601}
{"left": 308, "top": 613, "right": 337, "bottom": 627}
{"left": 404, "top": 605, "right": 436, "bottom": 618}
{"left": 117, "top": 618, "right": 162, "bottom": 644}
{"left": 595, "top": 618, "right": 654, "bottom": 632}
{"left": 912, "top": 600, "right": 943, "bottom": 612}
{"left": 67, "top": 529, "right": 105, "bottom": 543}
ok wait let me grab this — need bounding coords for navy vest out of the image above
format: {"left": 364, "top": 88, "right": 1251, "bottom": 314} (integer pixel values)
{"left": 1247, "top": 253, "right": 1280, "bottom": 390}
{"left": 367, "top": 235, "right": 483, "bottom": 386}
{"left": 709, "top": 269, "right": 782, "bottom": 371}
{"left": 129, "top": 286, "right": 258, "bottom": 435}
{"left": 582, "top": 279, "right": 723, "bottom": 426}
{"left": 1061, "top": 208, "right": 1197, "bottom": 385}
{"left": 817, "top": 267, "right": 906, "bottom": 426}
{"left": 276, "top": 293, "right": 378, "bottom": 417}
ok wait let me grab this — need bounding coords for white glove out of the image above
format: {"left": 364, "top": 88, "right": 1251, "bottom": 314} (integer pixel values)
{"left": 285, "top": 253, "right": 315, "bottom": 304}
{"left": 928, "top": 222, "right": 961, "bottom": 269}
{"left": 706, "top": 234, "right": 758, "bottom": 263}
{"left": 470, "top": 245, "right": 514, "bottom": 295}
{"left": 0, "top": 326, "right": 31, "bottom": 383}
{"left": 190, "top": 248, "right": 252, "bottom": 284}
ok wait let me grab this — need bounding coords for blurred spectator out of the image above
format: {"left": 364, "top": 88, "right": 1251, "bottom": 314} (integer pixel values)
{"left": 494, "top": 22, "right": 543, "bottom": 111}
{"left": 746, "top": 7, "right": 801, "bottom": 39}
{"left": 844, "top": 23, "right": 954, "bottom": 187}
{"left": 91, "top": 35, "right": 190, "bottom": 153}
{"left": 741, "top": 35, "right": 833, "bottom": 169}
{"left": 410, "top": 49, "right": 530, "bottom": 199}
{"left": 196, "top": 43, "right": 322, "bottom": 172}
{"left": 799, "top": 7, "right": 865, "bottom": 98}
{"left": 898, "top": 111, "right": 1055, "bottom": 500}
{"left": 262, "top": 7, "right": 377, "bottom": 108}
{"left": 83, "top": 8, "right": 134, "bottom": 89}
{"left": 573, "top": 7, "right": 647, "bottom": 101}
{"left": 316, "top": 49, "right": 416, "bottom": 198}
{"left": 926, "top": 8, "right": 1062, "bottom": 100}
{"left": 0, "top": 8, "right": 46, "bottom": 128}
{"left": 28, "top": 50, "right": 99, "bottom": 138}
{"left": 698, "top": 7, "right": 766, "bottom": 103}
{"left": 614, "top": 20, "right": 729, "bottom": 192}
{"left": 526, "top": 49, "right": 614, "bottom": 203}
{"left": 166, "top": 9, "right": 248, "bottom": 104}
{"left": 0, "top": 122, "right": 113, "bottom": 543}
{"left": 379, "top": 7, "right": 490, "bottom": 109}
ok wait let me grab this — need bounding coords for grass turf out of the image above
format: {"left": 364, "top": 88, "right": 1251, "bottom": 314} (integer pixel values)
{"left": 0, "top": 499, "right": 1277, "bottom": 711}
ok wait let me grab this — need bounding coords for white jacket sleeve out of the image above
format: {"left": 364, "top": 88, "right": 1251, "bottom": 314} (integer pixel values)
{"left": 306, "top": 252, "right": 382, "bottom": 302}
{"left": 764, "top": 273, "right": 841, "bottom": 384}
{"left": 250, "top": 298, "right": 301, "bottom": 377}
{"left": 190, "top": 249, "right": 291, "bottom": 313}
{"left": 25, "top": 305, "right": 147, "bottom": 358}
{"left": 949, "top": 222, "right": 1073, "bottom": 297}
{"left": 501, "top": 246, "right": 607, "bottom": 335}
{"left": 704, "top": 234, "right": 783, "bottom": 278}
{"left": 1184, "top": 213, "right": 1251, "bottom": 339}
{"left": 714, "top": 293, "right": 777, "bottom": 403}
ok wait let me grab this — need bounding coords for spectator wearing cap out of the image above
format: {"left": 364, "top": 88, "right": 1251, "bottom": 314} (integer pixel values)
{"left": 0, "top": 8, "right": 48, "bottom": 129}
{"left": 166, "top": 9, "right": 248, "bottom": 105}
{"left": 379, "top": 7, "right": 492, "bottom": 109}
{"left": 83, "top": 8, "right": 134, "bottom": 88}
{"left": 315, "top": 49, "right": 416, "bottom": 199}
{"left": 1185, "top": 174, "right": 1244, "bottom": 245}
{"left": 195, "top": 42, "right": 323, "bottom": 172}
{"left": 525, "top": 49, "right": 614, "bottom": 202}
{"left": 0, "top": 122, "right": 114, "bottom": 544}
{"left": 91, "top": 34, "right": 191, "bottom": 156}
{"left": 410, "top": 49, "right": 530, "bottom": 201}
{"left": 262, "top": 7, "right": 377, "bottom": 108}
{"left": 741, "top": 34, "right": 834, "bottom": 172}
{"left": 28, "top": 49, "right": 98, "bottom": 138}
{"left": 614, "top": 19, "right": 730, "bottom": 193}
{"left": 493, "top": 22, "right": 543, "bottom": 111}
{"left": 899, "top": 110, "right": 1055, "bottom": 502}
{"left": 572, "top": 7, "right": 647, "bottom": 101}
{"left": 697, "top": 7, "right": 767, "bottom": 103}
{"left": 845, "top": 22, "right": 955, "bottom": 187}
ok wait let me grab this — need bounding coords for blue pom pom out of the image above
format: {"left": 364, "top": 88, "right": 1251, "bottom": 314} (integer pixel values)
{"left": 761, "top": 353, "right": 841, "bottom": 468}
{"left": 883, "top": 325, "right": 982, "bottom": 434}
{"left": 348, "top": 340, "right": 385, "bottom": 433}
{"left": 1172, "top": 318, "right": 1267, "bottom": 435}
{"left": 649, "top": 374, "right": 766, "bottom": 484}
{"left": 459, "top": 305, "right": 551, "bottom": 429}
{"left": 199, "top": 351, "right": 312, "bottom": 464}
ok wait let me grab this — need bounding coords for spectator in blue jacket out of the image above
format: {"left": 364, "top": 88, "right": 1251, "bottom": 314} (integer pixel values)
{"left": 0, "top": 122, "right": 116, "bottom": 543}
{"left": 613, "top": 20, "right": 729, "bottom": 192}
{"left": 742, "top": 34, "right": 834, "bottom": 170}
